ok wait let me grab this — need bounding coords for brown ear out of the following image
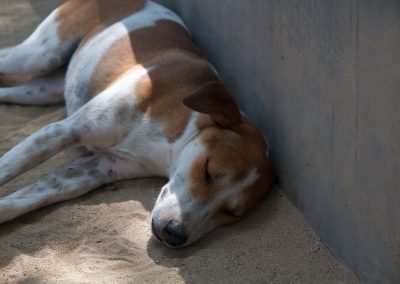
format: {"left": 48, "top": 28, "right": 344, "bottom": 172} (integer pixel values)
{"left": 183, "top": 82, "right": 241, "bottom": 128}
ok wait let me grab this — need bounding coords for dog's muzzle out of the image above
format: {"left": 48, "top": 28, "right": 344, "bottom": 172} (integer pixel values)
{"left": 151, "top": 218, "right": 188, "bottom": 247}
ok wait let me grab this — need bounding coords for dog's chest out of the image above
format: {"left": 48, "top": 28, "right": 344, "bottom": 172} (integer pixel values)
{"left": 94, "top": 111, "right": 200, "bottom": 177}
{"left": 111, "top": 115, "right": 173, "bottom": 177}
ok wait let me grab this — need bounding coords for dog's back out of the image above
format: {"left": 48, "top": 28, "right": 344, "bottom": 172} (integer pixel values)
{"left": 61, "top": 1, "right": 216, "bottom": 116}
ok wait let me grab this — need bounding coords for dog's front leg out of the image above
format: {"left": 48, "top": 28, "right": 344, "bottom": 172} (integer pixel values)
{"left": 0, "top": 119, "right": 78, "bottom": 187}
{"left": 0, "top": 154, "right": 125, "bottom": 224}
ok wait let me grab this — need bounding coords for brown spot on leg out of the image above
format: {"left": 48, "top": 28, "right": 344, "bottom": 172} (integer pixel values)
{"left": 116, "top": 105, "right": 131, "bottom": 122}
{"left": 81, "top": 124, "right": 92, "bottom": 134}
{"left": 35, "top": 185, "right": 46, "bottom": 192}
{"left": 82, "top": 157, "right": 100, "bottom": 168}
{"left": 48, "top": 57, "right": 59, "bottom": 70}
{"left": 87, "top": 168, "right": 104, "bottom": 179}
{"left": 107, "top": 169, "right": 116, "bottom": 179}
{"left": 34, "top": 135, "right": 50, "bottom": 145}
{"left": 63, "top": 167, "right": 84, "bottom": 178}
{"left": 42, "top": 176, "right": 62, "bottom": 188}
{"left": 54, "top": 128, "right": 65, "bottom": 136}
{"left": 106, "top": 155, "right": 117, "bottom": 163}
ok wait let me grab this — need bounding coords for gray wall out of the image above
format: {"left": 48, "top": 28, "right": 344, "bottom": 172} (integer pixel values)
{"left": 156, "top": 0, "right": 400, "bottom": 282}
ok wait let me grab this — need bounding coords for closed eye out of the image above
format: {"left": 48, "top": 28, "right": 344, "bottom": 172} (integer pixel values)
{"left": 204, "top": 158, "right": 226, "bottom": 185}
{"left": 222, "top": 209, "right": 241, "bottom": 218}
{"left": 204, "top": 158, "right": 212, "bottom": 184}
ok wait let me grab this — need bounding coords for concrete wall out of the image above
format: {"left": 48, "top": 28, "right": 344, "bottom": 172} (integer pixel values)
{"left": 156, "top": 0, "right": 400, "bottom": 282}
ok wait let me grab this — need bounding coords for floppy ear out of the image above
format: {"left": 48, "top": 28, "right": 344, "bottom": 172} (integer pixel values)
{"left": 183, "top": 81, "right": 241, "bottom": 128}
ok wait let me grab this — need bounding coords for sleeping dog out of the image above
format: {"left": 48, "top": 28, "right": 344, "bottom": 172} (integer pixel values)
{"left": 0, "top": 0, "right": 276, "bottom": 247}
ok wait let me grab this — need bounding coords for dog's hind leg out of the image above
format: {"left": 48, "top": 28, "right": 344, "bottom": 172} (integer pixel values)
{"left": 0, "top": 154, "right": 127, "bottom": 224}
{"left": 0, "top": 67, "right": 65, "bottom": 105}
{"left": 0, "top": 1, "right": 95, "bottom": 77}
{"left": 0, "top": 9, "right": 75, "bottom": 77}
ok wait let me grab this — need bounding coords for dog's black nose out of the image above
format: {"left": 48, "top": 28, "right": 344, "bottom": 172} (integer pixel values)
{"left": 162, "top": 220, "right": 187, "bottom": 247}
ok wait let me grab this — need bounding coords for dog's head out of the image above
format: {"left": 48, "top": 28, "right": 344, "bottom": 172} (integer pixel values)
{"left": 151, "top": 82, "right": 276, "bottom": 247}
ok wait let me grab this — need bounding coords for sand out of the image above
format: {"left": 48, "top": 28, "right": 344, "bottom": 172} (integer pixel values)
{"left": 0, "top": 1, "right": 358, "bottom": 283}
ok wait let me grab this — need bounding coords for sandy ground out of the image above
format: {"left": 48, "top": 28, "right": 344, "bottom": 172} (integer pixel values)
{"left": 0, "top": 0, "right": 359, "bottom": 283}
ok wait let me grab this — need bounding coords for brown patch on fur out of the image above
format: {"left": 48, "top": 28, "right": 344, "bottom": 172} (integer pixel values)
{"left": 196, "top": 114, "right": 214, "bottom": 130}
{"left": 56, "top": 0, "right": 98, "bottom": 42}
{"left": 89, "top": 20, "right": 217, "bottom": 142}
{"left": 56, "top": 0, "right": 146, "bottom": 43}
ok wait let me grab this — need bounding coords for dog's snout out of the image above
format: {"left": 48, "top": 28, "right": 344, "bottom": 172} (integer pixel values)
{"left": 151, "top": 218, "right": 187, "bottom": 247}
{"left": 162, "top": 220, "right": 187, "bottom": 247}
